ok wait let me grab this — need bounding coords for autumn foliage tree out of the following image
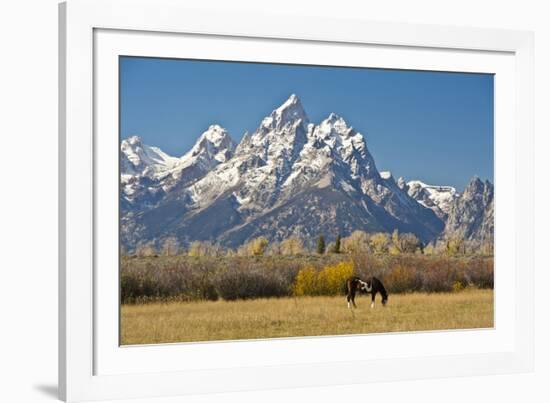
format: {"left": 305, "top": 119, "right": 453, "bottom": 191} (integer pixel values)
{"left": 389, "top": 230, "right": 422, "bottom": 254}
{"left": 341, "top": 230, "right": 369, "bottom": 254}
{"left": 369, "top": 232, "right": 390, "bottom": 254}
{"left": 246, "top": 237, "right": 269, "bottom": 256}
{"left": 161, "top": 237, "right": 179, "bottom": 256}
{"left": 446, "top": 237, "right": 466, "bottom": 256}
{"left": 281, "top": 236, "right": 304, "bottom": 255}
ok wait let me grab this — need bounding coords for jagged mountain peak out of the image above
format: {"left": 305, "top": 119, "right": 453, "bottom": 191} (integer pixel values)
{"left": 325, "top": 112, "right": 346, "bottom": 125}
{"left": 443, "top": 176, "right": 494, "bottom": 241}
{"left": 324, "top": 112, "right": 349, "bottom": 128}
{"left": 260, "top": 94, "right": 309, "bottom": 131}
{"left": 198, "top": 124, "right": 231, "bottom": 144}
{"left": 316, "top": 112, "right": 353, "bottom": 137}
{"left": 464, "top": 175, "right": 491, "bottom": 194}
{"left": 319, "top": 112, "right": 352, "bottom": 129}
{"left": 311, "top": 113, "right": 367, "bottom": 166}
{"left": 275, "top": 93, "right": 303, "bottom": 115}
{"left": 189, "top": 125, "right": 236, "bottom": 163}
{"left": 124, "top": 135, "right": 142, "bottom": 146}
{"left": 121, "top": 135, "right": 179, "bottom": 176}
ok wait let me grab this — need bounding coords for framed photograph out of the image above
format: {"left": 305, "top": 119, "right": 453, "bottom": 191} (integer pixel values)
{"left": 59, "top": 0, "right": 534, "bottom": 401}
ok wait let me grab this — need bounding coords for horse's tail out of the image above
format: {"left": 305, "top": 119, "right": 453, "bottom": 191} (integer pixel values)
{"left": 374, "top": 277, "right": 388, "bottom": 305}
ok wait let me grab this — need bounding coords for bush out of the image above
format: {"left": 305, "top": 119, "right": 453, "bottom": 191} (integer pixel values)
{"left": 293, "top": 267, "right": 318, "bottom": 297}
{"left": 384, "top": 264, "right": 421, "bottom": 293}
{"left": 214, "top": 266, "right": 289, "bottom": 300}
{"left": 293, "top": 261, "right": 354, "bottom": 296}
{"left": 452, "top": 281, "right": 465, "bottom": 293}
{"left": 317, "top": 261, "right": 354, "bottom": 295}
{"left": 464, "top": 258, "right": 494, "bottom": 288}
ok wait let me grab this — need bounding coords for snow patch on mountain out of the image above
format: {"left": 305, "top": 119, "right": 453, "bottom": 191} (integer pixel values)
{"left": 406, "top": 180, "right": 459, "bottom": 219}
{"left": 380, "top": 171, "right": 392, "bottom": 180}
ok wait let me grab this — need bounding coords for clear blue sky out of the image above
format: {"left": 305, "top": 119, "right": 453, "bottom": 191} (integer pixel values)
{"left": 120, "top": 56, "right": 493, "bottom": 190}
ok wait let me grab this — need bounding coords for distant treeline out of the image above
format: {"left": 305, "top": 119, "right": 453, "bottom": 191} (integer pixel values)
{"left": 121, "top": 253, "right": 494, "bottom": 304}
{"left": 124, "top": 229, "right": 494, "bottom": 259}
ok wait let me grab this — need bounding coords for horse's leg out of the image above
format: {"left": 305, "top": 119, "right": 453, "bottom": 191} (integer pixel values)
{"left": 346, "top": 293, "right": 352, "bottom": 309}
{"left": 371, "top": 291, "right": 377, "bottom": 308}
{"left": 351, "top": 290, "right": 357, "bottom": 308}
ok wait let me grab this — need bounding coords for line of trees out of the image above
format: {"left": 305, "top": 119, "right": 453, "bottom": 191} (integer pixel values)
{"left": 120, "top": 253, "right": 494, "bottom": 303}
{"left": 127, "top": 230, "right": 493, "bottom": 258}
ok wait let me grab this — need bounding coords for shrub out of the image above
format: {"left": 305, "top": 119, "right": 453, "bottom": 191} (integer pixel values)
{"left": 424, "top": 243, "right": 436, "bottom": 255}
{"left": 464, "top": 258, "right": 494, "bottom": 288}
{"left": 452, "top": 281, "right": 465, "bottom": 293}
{"left": 317, "top": 261, "right": 354, "bottom": 295}
{"left": 214, "top": 266, "right": 289, "bottom": 300}
{"left": 384, "top": 264, "right": 421, "bottom": 293}
{"left": 421, "top": 261, "right": 455, "bottom": 292}
{"left": 293, "top": 261, "right": 354, "bottom": 296}
{"left": 293, "top": 267, "right": 318, "bottom": 297}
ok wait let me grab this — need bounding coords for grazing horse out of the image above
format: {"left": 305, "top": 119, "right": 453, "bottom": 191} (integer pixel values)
{"left": 346, "top": 276, "right": 388, "bottom": 309}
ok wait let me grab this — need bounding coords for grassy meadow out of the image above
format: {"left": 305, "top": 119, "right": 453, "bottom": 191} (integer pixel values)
{"left": 120, "top": 252, "right": 493, "bottom": 344}
{"left": 121, "top": 289, "right": 493, "bottom": 345}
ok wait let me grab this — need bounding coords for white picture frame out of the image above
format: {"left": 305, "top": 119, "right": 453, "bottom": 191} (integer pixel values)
{"left": 59, "top": 0, "right": 534, "bottom": 401}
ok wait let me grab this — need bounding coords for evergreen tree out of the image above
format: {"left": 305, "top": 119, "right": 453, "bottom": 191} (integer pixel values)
{"left": 334, "top": 234, "right": 341, "bottom": 254}
{"left": 317, "top": 234, "right": 326, "bottom": 254}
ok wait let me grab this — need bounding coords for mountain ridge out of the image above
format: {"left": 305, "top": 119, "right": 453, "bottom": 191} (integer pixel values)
{"left": 120, "top": 94, "right": 492, "bottom": 250}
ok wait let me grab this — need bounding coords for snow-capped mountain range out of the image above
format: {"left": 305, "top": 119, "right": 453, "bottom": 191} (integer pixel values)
{"left": 121, "top": 94, "right": 493, "bottom": 250}
{"left": 121, "top": 125, "right": 236, "bottom": 211}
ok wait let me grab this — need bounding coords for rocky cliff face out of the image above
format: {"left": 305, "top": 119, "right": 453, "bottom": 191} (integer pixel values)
{"left": 441, "top": 177, "right": 494, "bottom": 242}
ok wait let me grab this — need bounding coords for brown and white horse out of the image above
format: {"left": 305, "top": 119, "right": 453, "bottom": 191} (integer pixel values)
{"left": 346, "top": 276, "right": 388, "bottom": 309}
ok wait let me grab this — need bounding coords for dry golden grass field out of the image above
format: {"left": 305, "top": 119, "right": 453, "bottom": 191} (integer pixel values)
{"left": 121, "top": 289, "right": 493, "bottom": 345}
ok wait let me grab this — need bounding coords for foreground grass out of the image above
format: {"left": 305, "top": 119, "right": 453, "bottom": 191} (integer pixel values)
{"left": 121, "top": 289, "right": 493, "bottom": 345}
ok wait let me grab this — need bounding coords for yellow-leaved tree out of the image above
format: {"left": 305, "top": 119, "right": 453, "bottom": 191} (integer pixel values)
{"left": 246, "top": 237, "right": 269, "bottom": 256}
{"left": 369, "top": 232, "right": 390, "bottom": 254}
{"left": 293, "top": 261, "right": 354, "bottom": 296}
